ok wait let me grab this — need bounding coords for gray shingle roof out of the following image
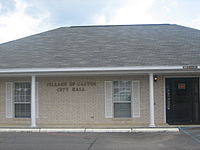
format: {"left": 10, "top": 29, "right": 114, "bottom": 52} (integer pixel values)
{"left": 0, "top": 24, "right": 200, "bottom": 69}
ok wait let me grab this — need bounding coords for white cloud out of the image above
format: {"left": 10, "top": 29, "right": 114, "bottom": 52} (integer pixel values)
{"left": 92, "top": 0, "right": 200, "bottom": 31}
{"left": 0, "top": 0, "right": 52, "bottom": 43}
{"left": 0, "top": 0, "right": 200, "bottom": 44}
{"left": 93, "top": 0, "right": 158, "bottom": 25}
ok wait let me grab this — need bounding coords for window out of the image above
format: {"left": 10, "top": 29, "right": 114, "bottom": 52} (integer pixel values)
{"left": 14, "top": 82, "right": 31, "bottom": 118}
{"left": 113, "top": 80, "right": 132, "bottom": 118}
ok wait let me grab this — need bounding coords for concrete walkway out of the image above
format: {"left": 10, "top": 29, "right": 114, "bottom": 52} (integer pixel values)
{"left": 0, "top": 127, "right": 179, "bottom": 132}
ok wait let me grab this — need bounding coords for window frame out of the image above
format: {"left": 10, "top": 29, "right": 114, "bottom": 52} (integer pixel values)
{"left": 13, "top": 81, "right": 31, "bottom": 118}
{"left": 112, "top": 80, "right": 132, "bottom": 118}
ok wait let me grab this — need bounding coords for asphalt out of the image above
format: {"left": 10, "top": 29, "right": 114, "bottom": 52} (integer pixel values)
{"left": 179, "top": 127, "right": 200, "bottom": 144}
{"left": 0, "top": 130, "right": 199, "bottom": 150}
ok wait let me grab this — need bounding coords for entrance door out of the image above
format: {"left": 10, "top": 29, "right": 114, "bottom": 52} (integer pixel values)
{"left": 166, "top": 78, "right": 199, "bottom": 124}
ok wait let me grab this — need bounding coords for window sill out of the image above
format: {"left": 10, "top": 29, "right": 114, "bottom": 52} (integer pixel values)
{"left": 12, "top": 118, "right": 31, "bottom": 121}
{"left": 112, "top": 118, "right": 133, "bottom": 121}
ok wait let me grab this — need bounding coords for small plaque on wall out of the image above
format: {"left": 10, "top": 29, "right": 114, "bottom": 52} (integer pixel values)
{"left": 178, "top": 83, "right": 186, "bottom": 89}
{"left": 182, "top": 65, "right": 198, "bottom": 69}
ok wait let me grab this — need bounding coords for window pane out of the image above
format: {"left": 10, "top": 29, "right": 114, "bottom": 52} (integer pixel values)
{"left": 114, "top": 103, "right": 131, "bottom": 118}
{"left": 113, "top": 95, "right": 120, "bottom": 101}
{"left": 26, "top": 83, "right": 31, "bottom": 88}
{"left": 15, "top": 82, "right": 31, "bottom": 103}
{"left": 26, "top": 88, "right": 31, "bottom": 95}
{"left": 15, "top": 104, "right": 31, "bottom": 118}
{"left": 25, "top": 96, "right": 31, "bottom": 102}
{"left": 118, "top": 81, "right": 131, "bottom": 87}
{"left": 126, "top": 81, "right": 131, "bottom": 87}
{"left": 15, "top": 83, "right": 20, "bottom": 89}
{"left": 113, "top": 88, "right": 119, "bottom": 94}
{"left": 120, "top": 95, "right": 131, "bottom": 101}
{"left": 113, "top": 81, "right": 119, "bottom": 87}
{"left": 15, "top": 96, "right": 20, "bottom": 102}
{"left": 113, "top": 80, "right": 132, "bottom": 102}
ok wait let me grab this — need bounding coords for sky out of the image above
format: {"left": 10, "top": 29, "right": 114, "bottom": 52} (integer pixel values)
{"left": 0, "top": 0, "right": 200, "bottom": 44}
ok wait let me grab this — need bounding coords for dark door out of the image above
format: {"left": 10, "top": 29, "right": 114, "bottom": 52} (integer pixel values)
{"left": 166, "top": 78, "right": 199, "bottom": 124}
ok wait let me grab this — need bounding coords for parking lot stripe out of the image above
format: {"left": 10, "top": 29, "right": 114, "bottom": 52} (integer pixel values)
{"left": 180, "top": 128, "right": 200, "bottom": 144}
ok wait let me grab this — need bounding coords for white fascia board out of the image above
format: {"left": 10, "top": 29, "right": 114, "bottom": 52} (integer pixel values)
{"left": 0, "top": 66, "right": 186, "bottom": 74}
{"left": 0, "top": 66, "right": 199, "bottom": 74}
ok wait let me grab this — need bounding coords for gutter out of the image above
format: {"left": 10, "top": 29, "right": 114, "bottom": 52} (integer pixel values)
{"left": 0, "top": 66, "right": 198, "bottom": 76}
{"left": 0, "top": 66, "right": 200, "bottom": 73}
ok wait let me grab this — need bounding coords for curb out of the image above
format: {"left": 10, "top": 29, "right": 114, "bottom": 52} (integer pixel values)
{"left": 131, "top": 128, "right": 179, "bottom": 132}
{"left": 0, "top": 128, "right": 179, "bottom": 133}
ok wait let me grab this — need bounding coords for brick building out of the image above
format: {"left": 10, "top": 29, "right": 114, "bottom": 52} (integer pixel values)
{"left": 0, "top": 24, "right": 199, "bottom": 127}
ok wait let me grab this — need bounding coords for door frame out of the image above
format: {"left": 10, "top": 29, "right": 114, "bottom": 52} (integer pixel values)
{"left": 163, "top": 76, "right": 200, "bottom": 124}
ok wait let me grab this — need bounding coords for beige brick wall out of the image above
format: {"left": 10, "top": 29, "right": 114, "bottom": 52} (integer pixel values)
{"left": 0, "top": 75, "right": 167, "bottom": 127}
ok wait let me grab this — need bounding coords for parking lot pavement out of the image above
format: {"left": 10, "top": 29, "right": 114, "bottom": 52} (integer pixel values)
{"left": 180, "top": 127, "right": 200, "bottom": 144}
{"left": 0, "top": 131, "right": 199, "bottom": 150}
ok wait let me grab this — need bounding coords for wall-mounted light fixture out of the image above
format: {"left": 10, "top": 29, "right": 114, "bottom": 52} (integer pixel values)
{"left": 154, "top": 75, "right": 158, "bottom": 82}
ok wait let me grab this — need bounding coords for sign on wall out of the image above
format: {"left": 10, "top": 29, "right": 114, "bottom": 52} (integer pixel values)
{"left": 46, "top": 81, "right": 96, "bottom": 92}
